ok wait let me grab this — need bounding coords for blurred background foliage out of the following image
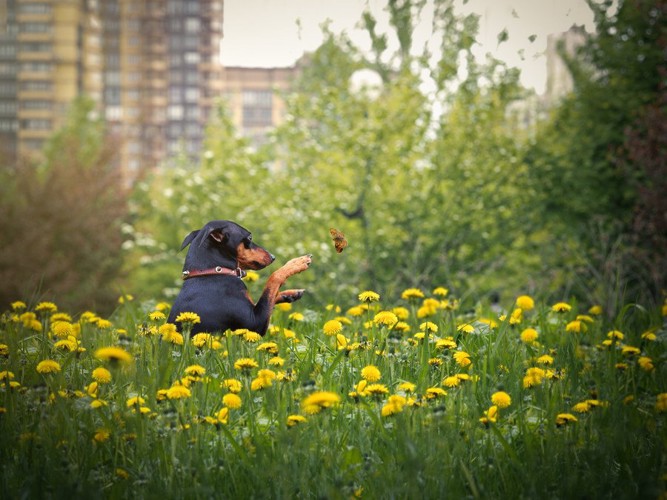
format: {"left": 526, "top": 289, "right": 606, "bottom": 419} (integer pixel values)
{"left": 1, "top": 0, "right": 664, "bottom": 315}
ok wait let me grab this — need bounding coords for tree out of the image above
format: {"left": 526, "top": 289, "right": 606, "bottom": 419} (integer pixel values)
{"left": 527, "top": 0, "right": 666, "bottom": 307}
{"left": 0, "top": 98, "right": 128, "bottom": 313}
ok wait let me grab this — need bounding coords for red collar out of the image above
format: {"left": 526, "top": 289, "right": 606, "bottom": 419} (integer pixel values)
{"left": 182, "top": 266, "right": 246, "bottom": 280}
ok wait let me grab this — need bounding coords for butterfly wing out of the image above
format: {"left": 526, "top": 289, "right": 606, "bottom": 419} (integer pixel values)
{"left": 329, "top": 228, "right": 348, "bottom": 253}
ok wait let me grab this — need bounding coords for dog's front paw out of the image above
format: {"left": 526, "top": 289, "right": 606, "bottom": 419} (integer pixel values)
{"left": 282, "top": 254, "right": 312, "bottom": 277}
{"left": 277, "top": 289, "right": 306, "bottom": 304}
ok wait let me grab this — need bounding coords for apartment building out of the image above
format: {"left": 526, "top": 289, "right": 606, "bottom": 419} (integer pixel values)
{"left": 0, "top": 0, "right": 102, "bottom": 162}
{"left": 0, "top": 0, "right": 223, "bottom": 178}
{"left": 221, "top": 63, "right": 302, "bottom": 150}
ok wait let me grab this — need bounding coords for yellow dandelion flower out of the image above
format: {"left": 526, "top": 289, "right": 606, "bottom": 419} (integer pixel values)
{"left": 53, "top": 338, "right": 78, "bottom": 352}
{"left": 323, "top": 320, "right": 343, "bottom": 336}
{"left": 365, "top": 383, "right": 389, "bottom": 396}
{"left": 149, "top": 311, "right": 166, "bottom": 322}
{"left": 222, "top": 379, "right": 243, "bottom": 393}
{"left": 641, "top": 331, "right": 656, "bottom": 341}
{"left": 185, "top": 364, "right": 206, "bottom": 377}
{"left": 457, "top": 323, "right": 475, "bottom": 334}
{"left": 36, "top": 302, "right": 58, "bottom": 313}
{"left": 425, "top": 387, "right": 447, "bottom": 399}
{"left": 360, "top": 365, "right": 381, "bottom": 382}
{"left": 336, "top": 334, "right": 348, "bottom": 350}
{"left": 435, "top": 338, "right": 457, "bottom": 350}
{"left": 11, "top": 301, "right": 27, "bottom": 311}
{"left": 95, "top": 318, "right": 113, "bottom": 329}
{"left": 234, "top": 358, "right": 259, "bottom": 371}
{"left": 358, "top": 291, "right": 380, "bottom": 303}
{"left": 433, "top": 287, "right": 449, "bottom": 297}
{"left": 288, "top": 312, "right": 304, "bottom": 322}
{"left": 243, "top": 330, "right": 262, "bottom": 343}
{"left": 398, "top": 381, "right": 416, "bottom": 393}
{"left": 566, "top": 320, "right": 586, "bottom": 333}
{"left": 268, "top": 356, "right": 285, "bottom": 367}
{"left": 608, "top": 330, "right": 625, "bottom": 341}
{"left": 243, "top": 270, "right": 260, "bottom": 282}
{"left": 491, "top": 391, "right": 511, "bottom": 409}
{"left": 192, "top": 333, "right": 214, "bottom": 348}
{"left": 276, "top": 302, "right": 292, "bottom": 312}
{"left": 287, "top": 414, "right": 307, "bottom": 427}
{"left": 520, "top": 328, "right": 539, "bottom": 343}
{"left": 443, "top": 376, "right": 460, "bottom": 388}
{"left": 401, "top": 288, "right": 425, "bottom": 300}
{"left": 551, "top": 302, "right": 572, "bottom": 313}
{"left": 655, "top": 393, "right": 667, "bottom": 412}
{"left": 392, "top": 307, "right": 409, "bottom": 321}
{"left": 621, "top": 345, "right": 640, "bottom": 356}
{"left": 453, "top": 351, "right": 472, "bottom": 368}
{"left": 301, "top": 391, "right": 341, "bottom": 414}
{"left": 166, "top": 385, "right": 191, "bottom": 399}
{"left": 373, "top": 311, "right": 398, "bottom": 327}
{"left": 222, "top": 393, "right": 242, "bottom": 409}
{"left": 217, "top": 407, "right": 229, "bottom": 424}
{"left": 94, "top": 347, "right": 133, "bottom": 365}
{"left": 536, "top": 354, "right": 554, "bottom": 365}
{"left": 347, "top": 306, "right": 366, "bottom": 316}
{"left": 479, "top": 405, "right": 499, "bottom": 426}
{"left": 428, "top": 358, "right": 443, "bottom": 366}
{"left": 90, "top": 399, "right": 108, "bottom": 409}
{"left": 638, "top": 356, "right": 654, "bottom": 371}
{"left": 478, "top": 318, "right": 499, "bottom": 329}
{"left": 523, "top": 367, "right": 546, "bottom": 388}
{"left": 175, "top": 312, "right": 201, "bottom": 324}
{"left": 257, "top": 342, "right": 279, "bottom": 354}
{"left": 419, "top": 321, "right": 438, "bottom": 333}
{"left": 126, "top": 396, "right": 146, "bottom": 408}
{"left": 381, "top": 395, "right": 407, "bottom": 417}
{"left": 92, "top": 367, "right": 112, "bottom": 384}
{"left": 555, "top": 413, "right": 578, "bottom": 427}
{"left": 51, "top": 321, "right": 74, "bottom": 338}
{"left": 515, "top": 295, "right": 534, "bottom": 311}
{"left": 36, "top": 359, "right": 61, "bottom": 374}
{"left": 93, "top": 429, "right": 110, "bottom": 443}
{"left": 588, "top": 305, "right": 603, "bottom": 315}
{"left": 572, "top": 401, "right": 591, "bottom": 413}
{"left": 0, "top": 371, "right": 15, "bottom": 381}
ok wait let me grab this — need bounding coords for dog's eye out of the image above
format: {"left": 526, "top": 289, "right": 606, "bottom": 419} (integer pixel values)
{"left": 244, "top": 236, "right": 253, "bottom": 248}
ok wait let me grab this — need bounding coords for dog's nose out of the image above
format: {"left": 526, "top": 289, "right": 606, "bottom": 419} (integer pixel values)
{"left": 270, "top": 253, "right": 276, "bottom": 262}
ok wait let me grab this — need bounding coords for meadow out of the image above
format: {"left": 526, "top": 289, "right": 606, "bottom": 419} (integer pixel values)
{"left": 1, "top": 282, "right": 665, "bottom": 499}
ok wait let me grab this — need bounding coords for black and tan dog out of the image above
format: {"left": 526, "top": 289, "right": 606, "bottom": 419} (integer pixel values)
{"left": 167, "top": 220, "right": 312, "bottom": 335}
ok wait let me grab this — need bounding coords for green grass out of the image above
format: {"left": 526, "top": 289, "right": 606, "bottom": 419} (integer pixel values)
{"left": 1, "top": 289, "right": 665, "bottom": 499}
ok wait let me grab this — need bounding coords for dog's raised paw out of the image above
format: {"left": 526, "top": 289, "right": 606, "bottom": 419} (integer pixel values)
{"left": 279, "top": 289, "right": 306, "bottom": 303}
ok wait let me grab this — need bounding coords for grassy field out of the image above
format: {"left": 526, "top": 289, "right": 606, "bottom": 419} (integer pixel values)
{"left": 1, "top": 285, "right": 665, "bottom": 499}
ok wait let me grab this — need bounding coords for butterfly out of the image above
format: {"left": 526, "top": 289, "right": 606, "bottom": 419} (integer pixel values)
{"left": 329, "top": 228, "right": 348, "bottom": 254}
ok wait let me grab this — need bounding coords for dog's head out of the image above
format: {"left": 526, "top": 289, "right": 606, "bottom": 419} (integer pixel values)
{"left": 180, "top": 220, "right": 275, "bottom": 271}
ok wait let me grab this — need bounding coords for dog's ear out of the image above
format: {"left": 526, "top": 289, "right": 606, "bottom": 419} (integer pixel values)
{"left": 179, "top": 230, "right": 200, "bottom": 251}
{"left": 200, "top": 225, "right": 228, "bottom": 247}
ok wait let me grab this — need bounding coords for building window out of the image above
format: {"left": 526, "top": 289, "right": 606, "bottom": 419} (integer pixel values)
{"left": 106, "top": 106, "right": 122, "bottom": 120}
{"left": 19, "top": 62, "right": 52, "bottom": 72}
{"left": 20, "top": 42, "right": 50, "bottom": 52}
{"left": 184, "top": 87, "right": 199, "bottom": 102}
{"left": 0, "top": 119, "right": 18, "bottom": 131}
{"left": 168, "top": 105, "right": 183, "bottom": 119}
{"left": 20, "top": 100, "right": 50, "bottom": 110}
{"left": 19, "top": 23, "right": 51, "bottom": 34}
{"left": 0, "top": 63, "right": 17, "bottom": 75}
{"left": 184, "top": 52, "right": 199, "bottom": 65}
{"left": 21, "top": 119, "right": 51, "bottom": 130}
{"left": 1, "top": 84, "right": 17, "bottom": 97}
{"left": 242, "top": 90, "right": 273, "bottom": 127}
{"left": 0, "top": 44, "right": 16, "bottom": 56}
{"left": 20, "top": 81, "right": 50, "bottom": 91}
{"left": 18, "top": 3, "right": 52, "bottom": 14}
{"left": 0, "top": 101, "right": 18, "bottom": 114}
{"left": 184, "top": 18, "right": 200, "bottom": 32}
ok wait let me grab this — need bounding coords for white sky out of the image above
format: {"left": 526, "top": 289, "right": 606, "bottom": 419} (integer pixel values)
{"left": 221, "top": 0, "right": 595, "bottom": 94}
